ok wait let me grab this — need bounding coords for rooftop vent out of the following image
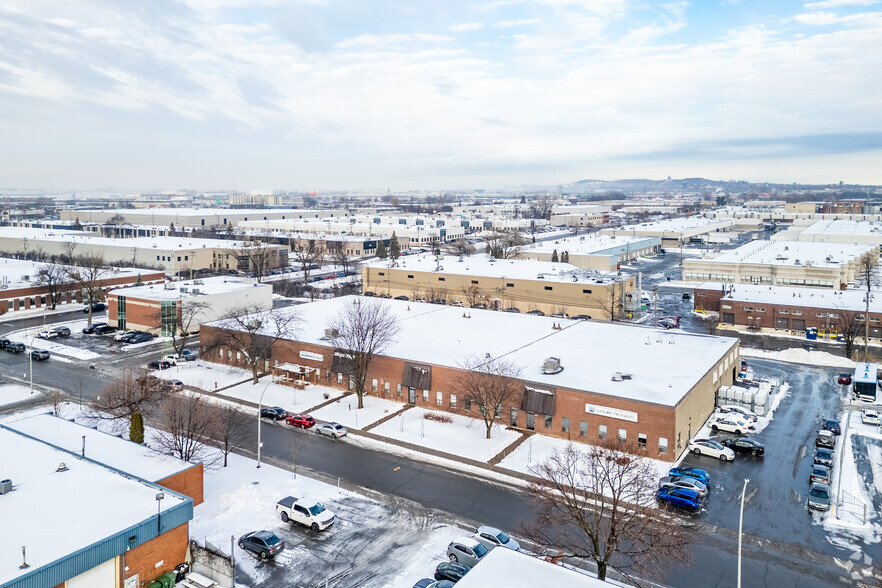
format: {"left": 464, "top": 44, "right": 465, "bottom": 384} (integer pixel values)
{"left": 611, "top": 372, "right": 633, "bottom": 381}
{"left": 542, "top": 357, "right": 563, "bottom": 375}
{"left": 180, "top": 287, "right": 188, "bottom": 294}
{"left": 56, "top": 463, "right": 69, "bottom": 473}
{"left": 194, "top": 279, "right": 203, "bottom": 285}
{"left": 0, "top": 479, "right": 11, "bottom": 494}
{"left": 192, "top": 288, "right": 201, "bottom": 295}
{"left": 164, "top": 282, "right": 175, "bottom": 290}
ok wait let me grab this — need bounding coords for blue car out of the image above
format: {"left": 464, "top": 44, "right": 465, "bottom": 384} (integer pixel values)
{"left": 657, "top": 487, "right": 701, "bottom": 511}
{"left": 668, "top": 467, "right": 711, "bottom": 485}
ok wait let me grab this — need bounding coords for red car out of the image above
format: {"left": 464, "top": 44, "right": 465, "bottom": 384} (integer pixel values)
{"left": 838, "top": 373, "right": 852, "bottom": 385}
{"left": 285, "top": 414, "right": 316, "bottom": 429}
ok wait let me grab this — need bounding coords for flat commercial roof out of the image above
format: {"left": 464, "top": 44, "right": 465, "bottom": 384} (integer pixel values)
{"left": 6, "top": 414, "right": 193, "bottom": 482}
{"left": 0, "top": 258, "right": 150, "bottom": 289}
{"left": 523, "top": 234, "right": 657, "bottom": 255}
{"left": 800, "top": 219, "right": 882, "bottom": 238}
{"left": 706, "top": 240, "right": 874, "bottom": 267}
{"left": 209, "top": 296, "right": 737, "bottom": 407}
{"left": 110, "top": 276, "right": 266, "bottom": 301}
{"left": 613, "top": 217, "right": 732, "bottom": 233}
{"left": 0, "top": 226, "right": 258, "bottom": 251}
{"left": 450, "top": 543, "right": 610, "bottom": 587}
{"left": 364, "top": 254, "right": 625, "bottom": 284}
{"left": 0, "top": 426, "right": 188, "bottom": 585}
{"left": 71, "top": 207, "right": 329, "bottom": 217}
{"left": 697, "top": 282, "right": 882, "bottom": 313}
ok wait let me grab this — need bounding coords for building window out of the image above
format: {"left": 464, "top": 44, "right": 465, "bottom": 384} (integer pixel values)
{"left": 379, "top": 272, "right": 385, "bottom": 276}
{"left": 676, "top": 433, "right": 682, "bottom": 451}
{"left": 397, "top": 383, "right": 402, "bottom": 397}
{"left": 494, "top": 405, "right": 501, "bottom": 418}
{"left": 583, "top": 289, "right": 592, "bottom": 294}
{"left": 544, "top": 414, "right": 552, "bottom": 429}
{"left": 756, "top": 307, "right": 765, "bottom": 312}
{"left": 506, "top": 283, "right": 514, "bottom": 288}
{"left": 438, "top": 277, "right": 445, "bottom": 281}
{"left": 407, "top": 275, "right": 414, "bottom": 279}
{"left": 638, "top": 433, "right": 647, "bottom": 449}
{"left": 218, "top": 349, "right": 223, "bottom": 359}
{"left": 779, "top": 309, "right": 789, "bottom": 314}
{"left": 177, "top": 256, "right": 181, "bottom": 262}
{"left": 659, "top": 437, "right": 668, "bottom": 454}
{"left": 792, "top": 311, "right": 802, "bottom": 315}
{"left": 423, "top": 390, "right": 429, "bottom": 402}
{"left": 580, "top": 421, "right": 589, "bottom": 437}
{"left": 471, "top": 280, "right": 479, "bottom": 284}
{"left": 385, "top": 381, "right": 390, "bottom": 395}
{"left": 743, "top": 306, "right": 753, "bottom": 311}
{"left": 544, "top": 286, "right": 553, "bottom": 291}
{"left": 337, "top": 373, "right": 343, "bottom": 384}
{"left": 450, "top": 394, "right": 457, "bottom": 409}
{"left": 561, "top": 417, "right": 570, "bottom": 433}
{"left": 721, "top": 304, "right": 732, "bottom": 309}
{"left": 618, "top": 429, "right": 627, "bottom": 443}
{"left": 160, "top": 300, "right": 177, "bottom": 337}
{"left": 372, "top": 379, "right": 378, "bottom": 392}
{"left": 464, "top": 397, "right": 471, "bottom": 411}
{"left": 510, "top": 407, "right": 518, "bottom": 427}
{"left": 184, "top": 256, "right": 188, "bottom": 261}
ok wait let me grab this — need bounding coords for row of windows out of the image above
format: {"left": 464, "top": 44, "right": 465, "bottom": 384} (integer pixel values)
{"left": 157, "top": 255, "right": 190, "bottom": 262}
{"left": 401, "top": 275, "right": 593, "bottom": 294}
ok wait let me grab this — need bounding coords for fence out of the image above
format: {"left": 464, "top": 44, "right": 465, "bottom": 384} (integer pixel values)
{"left": 189, "top": 539, "right": 235, "bottom": 588}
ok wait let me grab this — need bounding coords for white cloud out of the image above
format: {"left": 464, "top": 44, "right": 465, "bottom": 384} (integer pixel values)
{"left": 493, "top": 18, "right": 542, "bottom": 27}
{"left": 805, "top": 0, "right": 879, "bottom": 9}
{"left": 336, "top": 33, "right": 456, "bottom": 49}
{"left": 449, "top": 22, "right": 485, "bottom": 32}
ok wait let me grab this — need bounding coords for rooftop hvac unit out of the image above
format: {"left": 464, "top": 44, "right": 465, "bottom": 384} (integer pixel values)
{"left": 193, "top": 279, "right": 203, "bottom": 285}
{"left": 542, "top": 357, "right": 563, "bottom": 375}
{"left": 0, "top": 479, "right": 11, "bottom": 494}
{"left": 192, "top": 288, "right": 200, "bottom": 295}
{"left": 164, "top": 282, "right": 175, "bottom": 290}
{"left": 324, "top": 328, "right": 339, "bottom": 339}
{"left": 180, "top": 287, "right": 188, "bottom": 294}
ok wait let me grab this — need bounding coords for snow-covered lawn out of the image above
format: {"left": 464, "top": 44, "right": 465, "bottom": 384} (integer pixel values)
{"left": 0, "top": 384, "right": 41, "bottom": 407}
{"left": 739, "top": 347, "right": 856, "bottom": 369}
{"left": 154, "top": 361, "right": 252, "bottom": 391}
{"left": 120, "top": 335, "right": 172, "bottom": 351}
{"left": 8, "top": 324, "right": 101, "bottom": 361}
{"left": 218, "top": 381, "right": 345, "bottom": 414}
{"left": 311, "top": 395, "right": 404, "bottom": 429}
{"left": 370, "top": 407, "right": 521, "bottom": 463}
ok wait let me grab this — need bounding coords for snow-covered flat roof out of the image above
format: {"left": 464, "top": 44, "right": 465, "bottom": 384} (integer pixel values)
{"left": 523, "top": 233, "right": 657, "bottom": 255}
{"left": 455, "top": 545, "right": 609, "bottom": 587}
{"left": 0, "top": 258, "right": 151, "bottom": 289}
{"left": 6, "top": 414, "right": 194, "bottom": 482}
{"left": 0, "top": 426, "right": 189, "bottom": 585}
{"left": 110, "top": 276, "right": 266, "bottom": 301}
{"left": 364, "top": 254, "right": 625, "bottom": 284}
{"left": 705, "top": 240, "right": 874, "bottom": 267}
{"left": 696, "top": 282, "right": 882, "bottom": 313}
{"left": 800, "top": 219, "right": 882, "bottom": 237}
{"left": 210, "top": 296, "right": 737, "bottom": 407}
{"left": 613, "top": 217, "right": 732, "bottom": 233}
{"left": 0, "top": 226, "right": 257, "bottom": 250}
{"left": 72, "top": 207, "right": 329, "bottom": 217}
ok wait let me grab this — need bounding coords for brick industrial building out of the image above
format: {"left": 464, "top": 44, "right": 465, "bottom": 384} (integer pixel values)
{"left": 0, "top": 258, "right": 165, "bottom": 316}
{"left": 201, "top": 296, "right": 740, "bottom": 462}
{"left": 1, "top": 414, "right": 202, "bottom": 588}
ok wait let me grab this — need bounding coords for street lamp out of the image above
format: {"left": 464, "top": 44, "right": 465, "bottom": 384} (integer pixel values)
{"left": 737, "top": 478, "right": 749, "bottom": 588}
{"left": 155, "top": 492, "right": 165, "bottom": 534}
{"left": 257, "top": 383, "right": 270, "bottom": 468}
{"left": 28, "top": 328, "right": 39, "bottom": 395}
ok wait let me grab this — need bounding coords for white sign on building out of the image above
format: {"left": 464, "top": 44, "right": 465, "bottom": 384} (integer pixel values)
{"left": 585, "top": 404, "right": 638, "bottom": 423}
{"left": 299, "top": 350, "right": 324, "bottom": 362}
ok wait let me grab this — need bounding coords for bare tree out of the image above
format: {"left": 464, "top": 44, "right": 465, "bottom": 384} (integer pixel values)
{"left": 206, "top": 305, "right": 302, "bottom": 384}
{"left": 150, "top": 300, "right": 212, "bottom": 356}
{"left": 89, "top": 370, "right": 165, "bottom": 432}
{"left": 450, "top": 238, "right": 476, "bottom": 257}
{"left": 231, "top": 239, "right": 280, "bottom": 283}
{"left": 326, "top": 298, "right": 400, "bottom": 409}
{"left": 524, "top": 442, "right": 694, "bottom": 583}
{"left": 153, "top": 393, "right": 216, "bottom": 463}
{"left": 835, "top": 308, "right": 864, "bottom": 360}
{"left": 105, "top": 213, "right": 127, "bottom": 237}
{"left": 855, "top": 251, "right": 880, "bottom": 354}
{"left": 291, "top": 238, "right": 325, "bottom": 286}
{"left": 451, "top": 355, "right": 522, "bottom": 439}
{"left": 65, "top": 253, "right": 109, "bottom": 325}
{"left": 61, "top": 241, "right": 79, "bottom": 264}
{"left": 600, "top": 279, "right": 624, "bottom": 321}
{"left": 486, "top": 230, "right": 524, "bottom": 260}
{"left": 529, "top": 194, "right": 555, "bottom": 220}
{"left": 331, "top": 245, "right": 354, "bottom": 277}
{"left": 36, "top": 264, "right": 70, "bottom": 310}
{"left": 461, "top": 284, "right": 486, "bottom": 308}
{"left": 212, "top": 403, "right": 248, "bottom": 467}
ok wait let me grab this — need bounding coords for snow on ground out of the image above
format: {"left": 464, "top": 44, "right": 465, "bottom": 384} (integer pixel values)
{"left": 218, "top": 381, "right": 345, "bottom": 414}
{"left": 370, "top": 407, "right": 521, "bottom": 463}
{"left": 740, "top": 347, "right": 856, "bottom": 369}
{"left": 311, "top": 395, "right": 405, "bottom": 429}
{"left": 154, "top": 360, "right": 252, "bottom": 391}
{"left": 120, "top": 335, "right": 172, "bottom": 351}
{"left": 0, "top": 384, "right": 41, "bottom": 407}
{"left": 7, "top": 324, "right": 101, "bottom": 360}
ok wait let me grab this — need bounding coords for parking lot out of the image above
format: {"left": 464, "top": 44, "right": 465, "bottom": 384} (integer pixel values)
{"left": 676, "top": 357, "right": 880, "bottom": 562}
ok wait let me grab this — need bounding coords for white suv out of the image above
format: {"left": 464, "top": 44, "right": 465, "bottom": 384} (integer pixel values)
{"left": 710, "top": 416, "right": 754, "bottom": 435}
{"left": 37, "top": 329, "right": 58, "bottom": 339}
{"left": 687, "top": 439, "right": 735, "bottom": 461}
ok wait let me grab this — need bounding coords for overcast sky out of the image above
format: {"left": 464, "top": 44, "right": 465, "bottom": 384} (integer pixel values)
{"left": 1, "top": 0, "right": 881, "bottom": 191}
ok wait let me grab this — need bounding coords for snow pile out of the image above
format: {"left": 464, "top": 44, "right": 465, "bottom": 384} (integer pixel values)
{"left": 312, "top": 395, "right": 405, "bottom": 429}
{"left": 0, "top": 384, "right": 41, "bottom": 408}
{"left": 370, "top": 407, "right": 521, "bottom": 463}
{"left": 740, "top": 347, "right": 855, "bottom": 369}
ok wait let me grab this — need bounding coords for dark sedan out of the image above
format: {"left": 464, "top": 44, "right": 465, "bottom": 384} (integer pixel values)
{"left": 260, "top": 406, "right": 288, "bottom": 420}
{"left": 0, "top": 338, "right": 10, "bottom": 349}
{"left": 30, "top": 349, "right": 50, "bottom": 361}
{"left": 722, "top": 437, "right": 765, "bottom": 456}
{"left": 434, "top": 561, "right": 470, "bottom": 582}
{"left": 82, "top": 322, "right": 107, "bottom": 334}
{"left": 823, "top": 419, "right": 841, "bottom": 436}
{"left": 238, "top": 530, "right": 285, "bottom": 559}
{"left": 148, "top": 360, "right": 172, "bottom": 370}
{"left": 5, "top": 342, "right": 26, "bottom": 353}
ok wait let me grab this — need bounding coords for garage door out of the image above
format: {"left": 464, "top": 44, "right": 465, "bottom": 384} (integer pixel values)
{"left": 775, "top": 318, "right": 789, "bottom": 330}
{"left": 66, "top": 557, "right": 117, "bottom": 588}
{"left": 722, "top": 313, "right": 735, "bottom": 324}
{"left": 791, "top": 319, "right": 806, "bottom": 331}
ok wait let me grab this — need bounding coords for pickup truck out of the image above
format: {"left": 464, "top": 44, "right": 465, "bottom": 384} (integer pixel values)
{"left": 275, "top": 496, "right": 335, "bottom": 531}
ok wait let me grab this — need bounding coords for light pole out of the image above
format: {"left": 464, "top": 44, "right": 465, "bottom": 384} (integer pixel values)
{"left": 28, "top": 328, "right": 39, "bottom": 395}
{"left": 257, "top": 384, "right": 270, "bottom": 468}
{"left": 737, "top": 478, "right": 749, "bottom": 588}
{"left": 155, "top": 492, "right": 165, "bottom": 534}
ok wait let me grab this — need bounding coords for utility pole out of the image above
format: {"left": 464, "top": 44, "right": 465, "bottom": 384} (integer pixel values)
{"left": 653, "top": 284, "right": 659, "bottom": 327}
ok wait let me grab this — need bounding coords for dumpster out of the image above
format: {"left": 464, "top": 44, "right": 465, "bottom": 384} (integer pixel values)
{"left": 161, "top": 571, "right": 179, "bottom": 587}
{"left": 806, "top": 327, "right": 818, "bottom": 340}
{"left": 148, "top": 582, "right": 162, "bottom": 588}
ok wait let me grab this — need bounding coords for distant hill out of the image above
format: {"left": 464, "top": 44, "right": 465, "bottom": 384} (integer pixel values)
{"left": 569, "top": 177, "right": 752, "bottom": 193}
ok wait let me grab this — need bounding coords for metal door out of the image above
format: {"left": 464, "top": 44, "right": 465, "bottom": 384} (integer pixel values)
{"left": 408, "top": 387, "right": 416, "bottom": 405}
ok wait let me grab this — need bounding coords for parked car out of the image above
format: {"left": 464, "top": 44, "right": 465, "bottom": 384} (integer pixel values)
{"left": 30, "top": 349, "right": 50, "bottom": 361}
{"left": 434, "top": 561, "right": 470, "bottom": 582}
{"left": 687, "top": 439, "right": 735, "bottom": 461}
{"left": 525, "top": 310, "right": 545, "bottom": 316}
{"left": 658, "top": 476, "right": 708, "bottom": 498}
{"left": 6, "top": 342, "right": 26, "bottom": 353}
{"left": 710, "top": 416, "right": 754, "bottom": 435}
{"left": 260, "top": 406, "right": 288, "bottom": 420}
{"left": 862, "top": 409, "right": 881, "bottom": 425}
{"left": 413, "top": 581, "right": 454, "bottom": 588}
{"left": 127, "top": 333, "right": 153, "bottom": 343}
{"left": 37, "top": 329, "right": 58, "bottom": 340}
{"left": 276, "top": 496, "right": 335, "bottom": 531}
{"left": 717, "top": 405, "right": 759, "bottom": 422}
{"left": 94, "top": 325, "right": 117, "bottom": 335}
{"left": 83, "top": 302, "right": 107, "bottom": 313}
{"left": 810, "top": 464, "right": 830, "bottom": 485}
{"left": 393, "top": 295, "right": 409, "bottom": 301}
{"left": 168, "top": 379, "right": 184, "bottom": 392}
{"left": 656, "top": 487, "right": 701, "bottom": 511}
{"left": 838, "top": 373, "right": 852, "bottom": 385}
{"left": 808, "top": 483, "right": 831, "bottom": 511}
{"left": 114, "top": 330, "right": 137, "bottom": 341}
{"left": 571, "top": 314, "right": 592, "bottom": 320}
{"left": 668, "top": 467, "right": 710, "bottom": 485}
{"left": 473, "top": 526, "right": 520, "bottom": 551}
{"left": 316, "top": 422, "right": 348, "bottom": 438}
{"left": 814, "top": 447, "right": 834, "bottom": 467}
{"left": 285, "top": 413, "right": 316, "bottom": 429}
{"left": 148, "top": 359, "right": 172, "bottom": 370}
{"left": 722, "top": 437, "right": 765, "bottom": 456}
{"left": 52, "top": 326, "right": 71, "bottom": 337}
{"left": 237, "top": 530, "right": 285, "bottom": 559}
{"left": 658, "top": 317, "right": 679, "bottom": 329}
{"left": 446, "top": 537, "right": 489, "bottom": 567}
{"left": 82, "top": 322, "right": 107, "bottom": 334}
{"left": 550, "top": 312, "right": 569, "bottom": 319}
{"left": 815, "top": 430, "right": 835, "bottom": 449}
{"left": 823, "top": 419, "right": 841, "bottom": 436}
{"left": 502, "top": 307, "right": 520, "bottom": 313}
{"left": 0, "top": 338, "right": 10, "bottom": 349}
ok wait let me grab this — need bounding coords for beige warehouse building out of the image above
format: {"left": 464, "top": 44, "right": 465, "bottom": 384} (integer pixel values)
{"left": 519, "top": 234, "right": 661, "bottom": 271}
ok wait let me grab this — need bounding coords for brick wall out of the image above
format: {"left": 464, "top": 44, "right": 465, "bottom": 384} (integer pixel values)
{"left": 158, "top": 463, "right": 204, "bottom": 507}
{"left": 124, "top": 522, "right": 188, "bottom": 587}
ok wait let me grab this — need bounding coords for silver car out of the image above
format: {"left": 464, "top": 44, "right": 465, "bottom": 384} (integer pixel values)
{"left": 808, "top": 483, "right": 830, "bottom": 511}
{"left": 446, "top": 537, "right": 489, "bottom": 567}
{"left": 473, "top": 526, "right": 520, "bottom": 552}
{"left": 658, "top": 475, "right": 708, "bottom": 498}
{"left": 316, "top": 422, "right": 348, "bottom": 439}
